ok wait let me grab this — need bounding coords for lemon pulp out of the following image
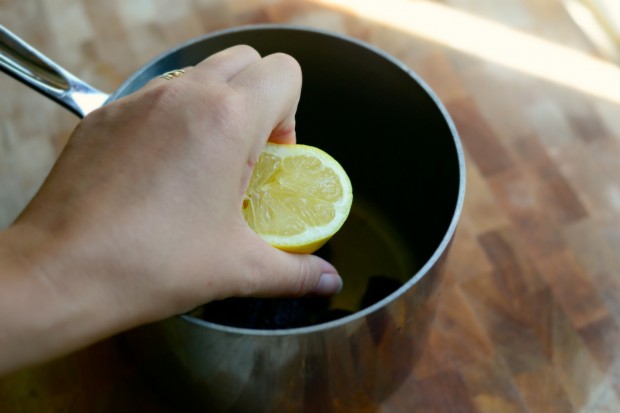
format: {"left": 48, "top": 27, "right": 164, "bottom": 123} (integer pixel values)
{"left": 243, "top": 143, "right": 353, "bottom": 253}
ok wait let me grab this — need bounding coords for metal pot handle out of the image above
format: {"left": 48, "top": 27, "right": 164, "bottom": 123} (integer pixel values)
{"left": 0, "top": 25, "right": 110, "bottom": 118}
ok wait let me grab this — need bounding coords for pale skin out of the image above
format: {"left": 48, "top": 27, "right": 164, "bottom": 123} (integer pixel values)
{"left": 0, "top": 45, "right": 342, "bottom": 375}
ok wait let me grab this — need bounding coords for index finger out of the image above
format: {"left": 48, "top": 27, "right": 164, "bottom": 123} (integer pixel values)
{"left": 193, "top": 45, "right": 262, "bottom": 82}
{"left": 144, "top": 45, "right": 262, "bottom": 90}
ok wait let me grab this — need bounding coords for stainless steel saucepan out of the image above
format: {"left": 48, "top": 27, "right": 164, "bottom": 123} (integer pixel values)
{"left": 1, "top": 24, "right": 465, "bottom": 413}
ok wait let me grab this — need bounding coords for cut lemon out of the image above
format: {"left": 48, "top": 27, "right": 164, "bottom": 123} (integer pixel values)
{"left": 242, "top": 142, "right": 353, "bottom": 254}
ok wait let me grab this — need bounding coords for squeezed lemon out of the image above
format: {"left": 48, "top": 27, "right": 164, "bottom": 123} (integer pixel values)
{"left": 243, "top": 143, "right": 353, "bottom": 253}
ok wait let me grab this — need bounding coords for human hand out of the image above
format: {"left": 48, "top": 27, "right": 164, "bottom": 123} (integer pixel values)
{"left": 0, "top": 45, "right": 341, "bottom": 373}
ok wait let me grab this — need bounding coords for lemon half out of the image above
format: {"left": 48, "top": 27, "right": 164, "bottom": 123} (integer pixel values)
{"left": 243, "top": 143, "right": 353, "bottom": 254}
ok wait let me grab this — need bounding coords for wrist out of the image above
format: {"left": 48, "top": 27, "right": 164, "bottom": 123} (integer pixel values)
{"left": 0, "top": 222, "right": 134, "bottom": 373}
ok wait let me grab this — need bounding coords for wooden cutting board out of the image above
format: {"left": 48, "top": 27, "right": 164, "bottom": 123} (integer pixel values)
{"left": 2, "top": 0, "right": 620, "bottom": 412}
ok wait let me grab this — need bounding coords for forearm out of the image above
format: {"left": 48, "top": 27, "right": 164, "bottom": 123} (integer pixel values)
{"left": 0, "top": 224, "right": 130, "bottom": 375}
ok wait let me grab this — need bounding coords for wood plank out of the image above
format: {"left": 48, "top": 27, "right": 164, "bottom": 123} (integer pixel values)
{"left": 2, "top": 0, "right": 620, "bottom": 412}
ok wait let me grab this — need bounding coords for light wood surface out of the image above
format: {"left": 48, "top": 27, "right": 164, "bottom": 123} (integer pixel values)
{"left": 2, "top": 0, "right": 620, "bottom": 412}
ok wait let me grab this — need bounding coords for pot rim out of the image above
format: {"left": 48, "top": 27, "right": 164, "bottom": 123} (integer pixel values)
{"left": 123, "top": 23, "right": 467, "bottom": 336}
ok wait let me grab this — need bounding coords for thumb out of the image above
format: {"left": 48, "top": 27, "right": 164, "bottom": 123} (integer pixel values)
{"left": 236, "top": 239, "right": 343, "bottom": 298}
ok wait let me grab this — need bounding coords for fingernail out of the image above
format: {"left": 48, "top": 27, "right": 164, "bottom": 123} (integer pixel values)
{"left": 313, "top": 272, "right": 343, "bottom": 296}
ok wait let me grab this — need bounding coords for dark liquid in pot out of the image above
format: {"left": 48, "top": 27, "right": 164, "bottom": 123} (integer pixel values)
{"left": 189, "top": 199, "right": 417, "bottom": 329}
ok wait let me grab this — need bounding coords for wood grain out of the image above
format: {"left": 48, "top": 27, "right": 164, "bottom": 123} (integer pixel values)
{"left": 2, "top": 0, "right": 620, "bottom": 411}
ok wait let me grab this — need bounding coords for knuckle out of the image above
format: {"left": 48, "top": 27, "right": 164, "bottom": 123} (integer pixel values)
{"left": 204, "top": 86, "right": 248, "bottom": 138}
{"left": 241, "top": 275, "right": 260, "bottom": 297}
{"left": 142, "top": 82, "right": 187, "bottom": 112}
{"left": 291, "top": 259, "right": 314, "bottom": 297}
{"left": 236, "top": 253, "right": 264, "bottom": 297}
{"left": 99, "top": 82, "right": 192, "bottom": 127}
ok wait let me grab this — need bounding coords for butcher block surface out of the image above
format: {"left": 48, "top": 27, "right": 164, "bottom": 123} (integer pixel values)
{"left": 2, "top": 0, "right": 620, "bottom": 412}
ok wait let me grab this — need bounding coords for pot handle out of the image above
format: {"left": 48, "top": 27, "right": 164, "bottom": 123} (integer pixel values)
{"left": 0, "top": 25, "right": 110, "bottom": 118}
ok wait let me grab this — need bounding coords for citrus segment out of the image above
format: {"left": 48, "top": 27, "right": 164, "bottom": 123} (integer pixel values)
{"left": 243, "top": 143, "right": 353, "bottom": 253}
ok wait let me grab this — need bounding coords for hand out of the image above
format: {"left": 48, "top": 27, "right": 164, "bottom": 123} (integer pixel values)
{"left": 0, "top": 45, "right": 342, "bottom": 374}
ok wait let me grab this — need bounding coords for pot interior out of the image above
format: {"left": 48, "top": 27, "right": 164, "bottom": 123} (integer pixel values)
{"left": 113, "top": 27, "right": 463, "bottom": 329}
